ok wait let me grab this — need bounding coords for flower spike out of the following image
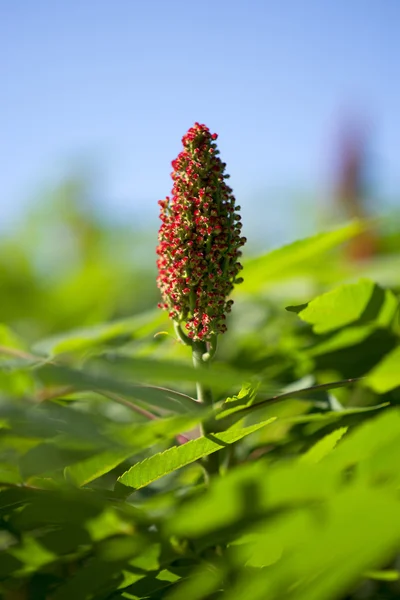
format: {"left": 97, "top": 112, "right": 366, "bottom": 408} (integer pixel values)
{"left": 157, "top": 123, "right": 246, "bottom": 342}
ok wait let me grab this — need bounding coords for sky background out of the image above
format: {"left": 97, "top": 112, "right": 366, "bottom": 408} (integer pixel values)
{"left": 1, "top": 0, "right": 399, "bottom": 245}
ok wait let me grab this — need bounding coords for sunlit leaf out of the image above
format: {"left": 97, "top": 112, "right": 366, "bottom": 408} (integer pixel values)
{"left": 118, "top": 417, "right": 276, "bottom": 491}
{"left": 240, "top": 221, "right": 364, "bottom": 293}
{"left": 65, "top": 413, "right": 207, "bottom": 487}
{"left": 287, "top": 279, "right": 398, "bottom": 334}
{"left": 365, "top": 346, "right": 400, "bottom": 393}
{"left": 300, "top": 427, "right": 348, "bottom": 464}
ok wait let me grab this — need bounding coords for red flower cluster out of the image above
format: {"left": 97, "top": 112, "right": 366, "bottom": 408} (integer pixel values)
{"left": 156, "top": 123, "right": 246, "bottom": 341}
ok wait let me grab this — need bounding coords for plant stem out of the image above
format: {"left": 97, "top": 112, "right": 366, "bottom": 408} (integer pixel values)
{"left": 192, "top": 340, "right": 220, "bottom": 478}
{"left": 173, "top": 321, "right": 193, "bottom": 347}
{"left": 192, "top": 341, "right": 213, "bottom": 407}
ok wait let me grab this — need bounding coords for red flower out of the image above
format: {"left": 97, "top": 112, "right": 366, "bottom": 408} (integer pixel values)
{"left": 156, "top": 123, "right": 245, "bottom": 341}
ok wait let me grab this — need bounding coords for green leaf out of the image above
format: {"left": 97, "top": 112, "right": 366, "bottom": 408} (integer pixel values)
{"left": 117, "top": 417, "right": 276, "bottom": 490}
{"left": 40, "top": 523, "right": 91, "bottom": 555}
{"left": 164, "top": 460, "right": 331, "bottom": 539}
{"left": 0, "top": 400, "right": 116, "bottom": 445}
{"left": 0, "top": 487, "right": 36, "bottom": 514}
{"left": 0, "top": 552, "right": 23, "bottom": 578}
{"left": 365, "top": 570, "right": 400, "bottom": 581}
{"left": 10, "top": 489, "right": 104, "bottom": 531}
{"left": 165, "top": 408, "right": 395, "bottom": 541}
{"left": 65, "top": 448, "right": 138, "bottom": 488}
{"left": 224, "top": 486, "right": 400, "bottom": 600}
{"left": 299, "top": 427, "right": 348, "bottom": 465}
{"left": 121, "top": 567, "right": 187, "bottom": 599}
{"left": 217, "top": 382, "right": 261, "bottom": 419}
{"left": 33, "top": 309, "right": 167, "bottom": 356}
{"left": 9, "top": 535, "right": 56, "bottom": 571}
{"left": 0, "top": 463, "right": 22, "bottom": 485}
{"left": 240, "top": 221, "right": 364, "bottom": 293}
{"left": 90, "top": 355, "right": 253, "bottom": 393}
{"left": 51, "top": 557, "right": 131, "bottom": 600}
{"left": 65, "top": 413, "right": 207, "bottom": 487}
{"left": 307, "top": 325, "right": 376, "bottom": 356}
{"left": 321, "top": 408, "right": 400, "bottom": 481}
{"left": 165, "top": 564, "right": 222, "bottom": 600}
{"left": 282, "top": 404, "right": 388, "bottom": 426}
{"left": 0, "top": 324, "right": 35, "bottom": 397}
{"left": 365, "top": 345, "right": 400, "bottom": 393}
{"left": 287, "top": 280, "right": 398, "bottom": 334}
{"left": 219, "top": 380, "right": 386, "bottom": 425}
{"left": 19, "top": 443, "right": 95, "bottom": 480}
{"left": 36, "top": 363, "right": 199, "bottom": 414}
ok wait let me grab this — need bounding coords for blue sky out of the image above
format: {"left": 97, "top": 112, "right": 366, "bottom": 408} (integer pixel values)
{"left": 1, "top": 0, "right": 399, "bottom": 243}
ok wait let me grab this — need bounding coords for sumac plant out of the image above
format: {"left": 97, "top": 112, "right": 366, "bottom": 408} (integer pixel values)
{"left": 0, "top": 125, "right": 400, "bottom": 600}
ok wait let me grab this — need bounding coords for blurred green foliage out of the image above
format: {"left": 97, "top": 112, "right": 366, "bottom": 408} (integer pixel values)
{"left": 1, "top": 180, "right": 400, "bottom": 599}
{"left": 0, "top": 179, "right": 159, "bottom": 340}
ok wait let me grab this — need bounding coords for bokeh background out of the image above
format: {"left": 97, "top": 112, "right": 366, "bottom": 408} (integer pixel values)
{"left": 1, "top": 0, "right": 400, "bottom": 340}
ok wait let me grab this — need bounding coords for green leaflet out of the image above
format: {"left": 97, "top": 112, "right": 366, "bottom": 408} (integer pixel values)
{"left": 50, "top": 556, "right": 139, "bottom": 600}
{"left": 365, "top": 345, "right": 400, "bottom": 393}
{"left": 65, "top": 413, "right": 207, "bottom": 487}
{"left": 36, "top": 363, "right": 199, "bottom": 414}
{"left": 33, "top": 309, "right": 167, "bottom": 356}
{"left": 117, "top": 417, "right": 276, "bottom": 490}
{"left": 299, "top": 427, "right": 348, "bottom": 465}
{"left": 223, "top": 486, "right": 400, "bottom": 600}
{"left": 287, "top": 279, "right": 398, "bottom": 334}
{"left": 88, "top": 354, "right": 254, "bottom": 392}
{"left": 36, "top": 356, "right": 253, "bottom": 413}
{"left": 364, "top": 570, "right": 400, "bottom": 582}
{"left": 239, "top": 221, "right": 364, "bottom": 293}
{"left": 0, "top": 324, "right": 36, "bottom": 397}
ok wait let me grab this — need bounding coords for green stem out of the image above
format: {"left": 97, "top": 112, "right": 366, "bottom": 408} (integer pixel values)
{"left": 202, "top": 335, "right": 217, "bottom": 362}
{"left": 192, "top": 341, "right": 213, "bottom": 406}
{"left": 192, "top": 340, "right": 220, "bottom": 478}
{"left": 174, "top": 321, "right": 193, "bottom": 347}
